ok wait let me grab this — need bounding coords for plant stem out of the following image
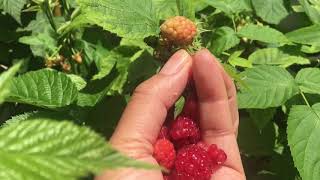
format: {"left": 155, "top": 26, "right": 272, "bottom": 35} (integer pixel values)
{"left": 43, "top": 0, "right": 57, "bottom": 32}
{"left": 300, "top": 90, "right": 311, "bottom": 107}
{"left": 232, "top": 16, "right": 237, "bottom": 32}
{"left": 60, "top": 0, "right": 71, "bottom": 19}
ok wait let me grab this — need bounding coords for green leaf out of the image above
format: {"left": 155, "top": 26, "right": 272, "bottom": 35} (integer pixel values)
{"left": 153, "top": 0, "right": 179, "bottom": 19}
{"left": 76, "top": 0, "right": 159, "bottom": 39}
{"left": 19, "top": 29, "right": 58, "bottom": 58}
{"left": 286, "top": 24, "right": 320, "bottom": 45}
{"left": 0, "top": 118, "right": 156, "bottom": 180}
{"left": 248, "top": 48, "right": 310, "bottom": 68}
{"left": 228, "top": 50, "right": 252, "bottom": 68}
{"left": 174, "top": 96, "right": 185, "bottom": 118}
{"left": 92, "top": 46, "right": 117, "bottom": 80}
{"left": 248, "top": 108, "right": 276, "bottom": 130}
{"left": 237, "top": 24, "right": 289, "bottom": 44}
{"left": 298, "top": 0, "right": 320, "bottom": 24}
{"left": 67, "top": 74, "right": 87, "bottom": 91}
{"left": 301, "top": 44, "right": 320, "bottom": 54}
{"left": 238, "top": 65, "right": 299, "bottom": 109}
{"left": 0, "top": 62, "right": 22, "bottom": 104}
{"left": 203, "top": 0, "right": 251, "bottom": 16}
{"left": 176, "top": 0, "right": 195, "bottom": 20}
{"left": 295, "top": 68, "right": 320, "bottom": 95}
{"left": 23, "top": 12, "right": 66, "bottom": 34}
{"left": 251, "top": 0, "right": 288, "bottom": 24}
{"left": 208, "top": 26, "right": 240, "bottom": 55}
{"left": 7, "top": 69, "right": 78, "bottom": 108}
{"left": 0, "top": 0, "right": 27, "bottom": 24}
{"left": 287, "top": 103, "right": 320, "bottom": 180}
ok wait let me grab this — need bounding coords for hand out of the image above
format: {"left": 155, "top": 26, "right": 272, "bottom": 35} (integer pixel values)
{"left": 96, "top": 49, "right": 245, "bottom": 180}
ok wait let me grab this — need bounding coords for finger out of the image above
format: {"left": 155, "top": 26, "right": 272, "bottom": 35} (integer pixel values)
{"left": 193, "top": 49, "right": 244, "bottom": 174}
{"left": 209, "top": 54, "right": 239, "bottom": 131}
{"left": 110, "top": 50, "right": 192, "bottom": 156}
{"left": 192, "top": 49, "right": 233, "bottom": 133}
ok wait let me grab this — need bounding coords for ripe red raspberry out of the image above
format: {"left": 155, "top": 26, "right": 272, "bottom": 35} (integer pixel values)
{"left": 174, "top": 145, "right": 213, "bottom": 180}
{"left": 182, "top": 93, "right": 198, "bottom": 121}
{"left": 169, "top": 116, "right": 200, "bottom": 147}
{"left": 153, "top": 139, "right": 176, "bottom": 169}
{"left": 160, "top": 16, "right": 197, "bottom": 46}
{"left": 208, "top": 144, "right": 227, "bottom": 165}
{"left": 158, "top": 126, "right": 170, "bottom": 140}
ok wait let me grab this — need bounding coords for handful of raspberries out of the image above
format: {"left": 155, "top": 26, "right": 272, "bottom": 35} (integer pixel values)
{"left": 153, "top": 92, "right": 227, "bottom": 180}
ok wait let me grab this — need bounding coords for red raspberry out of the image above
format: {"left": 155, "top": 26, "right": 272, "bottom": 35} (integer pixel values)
{"left": 160, "top": 16, "right": 197, "bottom": 46}
{"left": 158, "top": 126, "right": 170, "bottom": 140}
{"left": 153, "top": 139, "right": 176, "bottom": 169}
{"left": 169, "top": 116, "right": 200, "bottom": 148}
{"left": 182, "top": 93, "right": 198, "bottom": 121}
{"left": 208, "top": 144, "right": 227, "bottom": 165}
{"left": 174, "top": 145, "right": 213, "bottom": 180}
{"left": 163, "top": 175, "right": 169, "bottom": 180}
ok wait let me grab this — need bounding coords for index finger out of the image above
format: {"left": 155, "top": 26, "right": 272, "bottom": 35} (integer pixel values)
{"left": 193, "top": 49, "right": 244, "bottom": 175}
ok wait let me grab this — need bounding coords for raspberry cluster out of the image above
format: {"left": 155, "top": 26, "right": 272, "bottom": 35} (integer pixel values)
{"left": 153, "top": 92, "right": 227, "bottom": 180}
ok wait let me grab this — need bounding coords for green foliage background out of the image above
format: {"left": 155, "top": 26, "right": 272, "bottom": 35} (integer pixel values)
{"left": 1, "top": 0, "right": 320, "bottom": 179}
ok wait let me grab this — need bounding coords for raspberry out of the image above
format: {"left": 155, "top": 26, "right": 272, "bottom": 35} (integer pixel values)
{"left": 160, "top": 16, "right": 197, "bottom": 46}
{"left": 208, "top": 144, "right": 227, "bottom": 165}
{"left": 169, "top": 116, "right": 200, "bottom": 147}
{"left": 153, "top": 139, "right": 176, "bottom": 169}
{"left": 174, "top": 145, "right": 213, "bottom": 180}
{"left": 215, "top": 149, "right": 227, "bottom": 165}
{"left": 158, "top": 126, "right": 170, "bottom": 140}
{"left": 182, "top": 93, "right": 198, "bottom": 121}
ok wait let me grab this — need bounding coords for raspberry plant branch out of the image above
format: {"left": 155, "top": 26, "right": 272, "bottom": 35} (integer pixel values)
{"left": 300, "top": 90, "right": 311, "bottom": 107}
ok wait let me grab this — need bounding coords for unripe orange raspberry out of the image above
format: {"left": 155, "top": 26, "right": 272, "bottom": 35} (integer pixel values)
{"left": 160, "top": 16, "right": 197, "bottom": 46}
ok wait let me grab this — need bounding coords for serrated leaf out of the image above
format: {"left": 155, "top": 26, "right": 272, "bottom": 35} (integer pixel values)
{"left": 67, "top": 74, "right": 87, "bottom": 91}
{"left": 92, "top": 46, "right": 117, "bottom": 80}
{"left": 287, "top": 103, "right": 320, "bottom": 180}
{"left": 153, "top": 0, "right": 178, "bottom": 19}
{"left": 237, "top": 24, "right": 289, "bottom": 44}
{"left": 0, "top": 119, "right": 157, "bottom": 180}
{"left": 7, "top": 69, "right": 78, "bottom": 108}
{"left": 238, "top": 65, "right": 299, "bottom": 109}
{"left": 0, "top": 0, "right": 27, "bottom": 24}
{"left": 286, "top": 24, "right": 320, "bottom": 45}
{"left": 19, "top": 28, "right": 58, "bottom": 58}
{"left": 295, "top": 68, "right": 320, "bottom": 94}
{"left": 203, "top": 0, "right": 251, "bottom": 16}
{"left": 76, "top": 0, "right": 159, "bottom": 39}
{"left": 301, "top": 44, "right": 320, "bottom": 54}
{"left": 209, "top": 26, "right": 240, "bottom": 55}
{"left": 299, "top": 0, "right": 320, "bottom": 24}
{"left": 176, "top": 0, "right": 195, "bottom": 20}
{"left": 0, "top": 62, "right": 22, "bottom": 104}
{"left": 228, "top": 50, "right": 252, "bottom": 68}
{"left": 251, "top": 0, "right": 288, "bottom": 24}
{"left": 248, "top": 48, "right": 310, "bottom": 68}
{"left": 23, "top": 12, "right": 66, "bottom": 34}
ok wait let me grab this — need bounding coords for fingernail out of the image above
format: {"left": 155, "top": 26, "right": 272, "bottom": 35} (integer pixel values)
{"left": 160, "top": 50, "right": 191, "bottom": 75}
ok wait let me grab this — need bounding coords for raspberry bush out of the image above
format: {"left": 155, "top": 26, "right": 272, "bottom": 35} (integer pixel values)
{"left": 0, "top": 0, "right": 320, "bottom": 179}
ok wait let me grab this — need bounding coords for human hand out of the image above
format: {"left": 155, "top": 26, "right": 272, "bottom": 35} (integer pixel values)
{"left": 96, "top": 49, "right": 245, "bottom": 180}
